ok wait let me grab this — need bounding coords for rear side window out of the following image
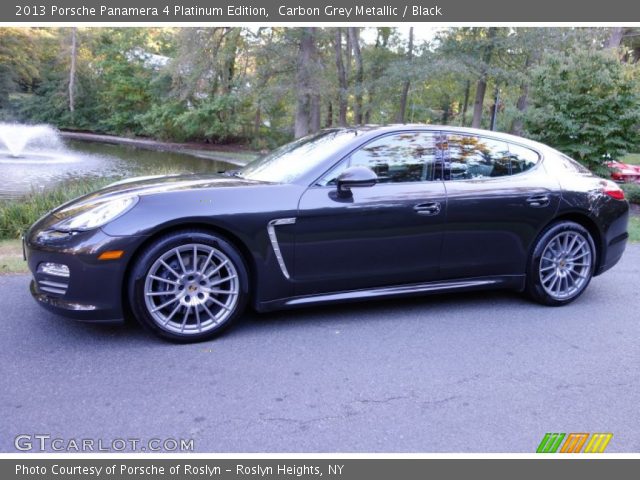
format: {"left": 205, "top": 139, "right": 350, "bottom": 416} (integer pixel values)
{"left": 443, "top": 134, "right": 540, "bottom": 180}
{"left": 445, "top": 135, "right": 511, "bottom": 180}
{"left": 509, "top": 144, "right": 539, "bottom": 174}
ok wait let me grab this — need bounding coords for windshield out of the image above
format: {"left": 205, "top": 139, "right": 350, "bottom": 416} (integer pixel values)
{"left": 239, "top": 129, "right": 361, "bottom": 183}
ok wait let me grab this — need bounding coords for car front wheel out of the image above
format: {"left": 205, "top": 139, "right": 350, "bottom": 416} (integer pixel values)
{"left": 526, "top": 221, "right": 596, "bottom": 306}
{"left": 128, "top": 230, "right": 248, "bottom": 342}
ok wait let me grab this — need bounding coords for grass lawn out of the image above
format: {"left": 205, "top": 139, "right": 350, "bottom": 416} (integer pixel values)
{"left": 0, "top": 239, "right": 27, "bottom": 274}
{"left": 620, "top": 153, "right": 640, "bottom": 165}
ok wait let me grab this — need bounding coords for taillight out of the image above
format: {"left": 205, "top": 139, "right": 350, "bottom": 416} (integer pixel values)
{"left": 601, "top": 181, "right": 625, "bottom": 200}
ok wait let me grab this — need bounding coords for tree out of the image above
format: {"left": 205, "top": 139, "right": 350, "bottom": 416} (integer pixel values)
{"left": 0, "top": 28, "right": 40, "bottom": 110}
{"left": 526, "top": 49, "right": 640, "bottom": 172}
{"left": 294, "top": 28, "right": 321, "bottom": 138}
{"left": 471, "top": 27, "right": 498, "bottom": 128}
{"left": 348, "top": 27, "right": 364, "bottom": 125}
{"left": 334, "top": 28, "right": 348, "bottom": 127}
{"left": 396, "top": 27, "right": 414, "bottom": 123}
{"left": 68, "top": 28, "right": 77, "bottom": 113}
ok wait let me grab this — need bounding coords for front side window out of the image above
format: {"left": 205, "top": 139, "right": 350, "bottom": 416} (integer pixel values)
{"left": 318, "top": 131, "right": 440, "bottom": 186}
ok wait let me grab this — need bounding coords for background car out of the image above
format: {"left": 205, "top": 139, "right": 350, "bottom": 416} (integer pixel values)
{"left": 607, "top": 160, "right": 640, "bottom": 183}
{"left": 25, "top": 126, "right": 629, "bottom": 342}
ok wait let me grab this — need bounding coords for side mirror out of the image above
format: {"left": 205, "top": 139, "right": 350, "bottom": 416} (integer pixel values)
{"left": 336, "top": 166, "right": 378, "bottom": 198}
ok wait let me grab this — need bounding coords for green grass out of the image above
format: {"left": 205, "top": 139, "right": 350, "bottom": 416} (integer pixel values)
{"left": 0, "top": 163, "right": 191, "bottom": 241}
{"left": 0, "top": 239, "right": 27, "bottom": 274}
{"left": 0, "top": 177, "right": 119, "bottom": 240}
{"left": 620, "top": 153, "right": 640, "bottom": 165}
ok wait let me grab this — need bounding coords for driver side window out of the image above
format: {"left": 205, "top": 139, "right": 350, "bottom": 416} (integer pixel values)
{"left": 318, "top": 131, "right": 439, "bottom": 186}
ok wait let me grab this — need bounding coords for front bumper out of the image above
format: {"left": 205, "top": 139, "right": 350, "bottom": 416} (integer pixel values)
{"left": 26, "top": 228, "right": 144, "bottom": 322}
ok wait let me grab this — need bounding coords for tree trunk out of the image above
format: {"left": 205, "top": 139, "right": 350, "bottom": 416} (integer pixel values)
{"left": 396, "top": 27, "right": 414, "bottom": 124}
{"left": 606, "top": 27, "right": 625, "bottom": 49}
{"left": 461, "top": 80, "right": 470, "bottom": 126}
{"left": 221, "top": 28, "right": 240, "bottom": 95}
{"left": 326, "top": 101, "right": 333, "bottom": 127}
{"left": 349, "top": 28, "right": 364, "bottom": 125}
{"left": 334, "top": 28, "right": 348, "bottom": 127}
{"left": 510, "top": 83, "right": 529, "bottom": 136}
{"left": 471, "top": 79, "right": 487, "bottom": 128}
{"left": 294, "top": 28, "right": 317, "bottom": 138}
{"left": 254, "top": 106, "right": 261, "bottom": 136}
{"left": 364, "top": 28, "right": 391, "bottom": 124}
{"left": 489, "top": 84, "right": 500, "bottom": 131}
{"left": 69, "top": 27, "right": 77, "bottom": 113}
{"left": 441, "top": 97, "right": 450, "bottom": 125}
{"left": 471, "top": 27, "right": 497, "bottom": 129}
{"left": 310, "top": 94, "right": 321, "bottom": 132}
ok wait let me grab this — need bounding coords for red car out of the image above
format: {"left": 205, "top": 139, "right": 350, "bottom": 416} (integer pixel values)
{"left": 608, "top": 160, "right": 640, "bottom": 183}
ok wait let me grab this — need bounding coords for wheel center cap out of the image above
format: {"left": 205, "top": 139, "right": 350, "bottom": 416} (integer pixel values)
{"left": 188, "top": 284, "right": 198, "bottom": 293}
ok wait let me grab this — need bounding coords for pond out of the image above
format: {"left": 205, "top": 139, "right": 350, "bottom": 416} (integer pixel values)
{"left": 0, "top": 132, "right": 237, "bottom": 200}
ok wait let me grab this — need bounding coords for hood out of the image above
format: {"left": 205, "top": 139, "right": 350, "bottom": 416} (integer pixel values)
{"left": 52, "top": 173, "right": 265, "bottom": 213}
{"left": 92, "top": 173, "right": 263, "bottom": 198}
{"left": 26, "top": 173, "right": 267, "bottom": 235}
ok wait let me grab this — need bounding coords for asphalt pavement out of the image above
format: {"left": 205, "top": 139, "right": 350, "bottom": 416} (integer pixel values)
{"left": 1, "top": 246, "right": 639, "bottom": 453}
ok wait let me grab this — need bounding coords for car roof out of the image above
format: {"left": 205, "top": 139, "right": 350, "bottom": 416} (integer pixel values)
{"left": 337, "top": 124, "right": 551, "bottom": 153}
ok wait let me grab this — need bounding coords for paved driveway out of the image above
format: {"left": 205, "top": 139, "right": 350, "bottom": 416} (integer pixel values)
{"left": 1, "top": 246, "right": 638, "bottom": 452}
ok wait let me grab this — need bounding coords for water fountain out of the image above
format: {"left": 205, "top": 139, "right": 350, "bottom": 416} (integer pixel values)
{"left": 0, "top": 123, "right": 64, "bottom": 158}
{"left": 0, "top": 122, "right": 88, "bottom": 199}
{"left": 0, "top": 122, "right": 234, "bottom": 200}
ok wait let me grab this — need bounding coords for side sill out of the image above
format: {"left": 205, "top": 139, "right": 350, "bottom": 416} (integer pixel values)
{"left": 256, "top": 275, "right": 526, "bottom": 312}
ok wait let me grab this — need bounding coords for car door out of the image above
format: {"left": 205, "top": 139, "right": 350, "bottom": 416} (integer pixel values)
{"left": 293, "top": 131, "right": 448, "bottom": 296}
{"left": 439, "top": 133, "right": 561, "bottom": 279}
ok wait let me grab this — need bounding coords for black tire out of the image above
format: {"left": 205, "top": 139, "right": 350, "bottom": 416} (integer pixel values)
{"left": 127, "top": 230, "right": 248, "bottom": 342}
{"left": 526, "top": 221, "right": 596, "bottom": 306}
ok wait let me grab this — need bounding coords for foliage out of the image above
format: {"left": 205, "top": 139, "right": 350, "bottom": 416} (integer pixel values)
{"left": 621, "top": 183, "right": 640, "bottom": 204}
{"left": 0, "top": 28, "right": 41, "bottom": 110}
{"left": 526, "top": 49, "right": 640, "bottom": 172}
{"left": 1, "top": 27, "right": 639, "bottom": 163}
{"left": 0, "top": 177, "right": 118, "bottom": 239}
{"left": 0, "top": 159, "right": 191, "bottom": 239}
{"left": 620, "top": 153, "right": 640, "bottom": 165}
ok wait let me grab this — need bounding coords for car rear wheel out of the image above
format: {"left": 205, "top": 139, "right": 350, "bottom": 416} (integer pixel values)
{"left": 526, "top": 221, "right": 596, "bottom": 306}
{"left": 128, "top": 230, "right": 248, "bottom": 342}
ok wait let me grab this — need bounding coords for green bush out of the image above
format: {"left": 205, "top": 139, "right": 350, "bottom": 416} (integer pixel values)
{"left": 621, "top": 183, "right": 640, "bottom": 204}
{"left": 0, "top": 177, "right": 118, "bottom": 239}
{"left": 0, "top": 161, "right": 191, "bottom": 240}
{"left": 526, "top": 49, "right": 640, "bottom": 174}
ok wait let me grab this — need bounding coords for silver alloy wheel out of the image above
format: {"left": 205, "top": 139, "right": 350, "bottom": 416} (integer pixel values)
{"left": 539, "top": 231, "right": 592, "bottom": 301}
{"left": 143, "top": 243, "right": 239, "bottom": 335}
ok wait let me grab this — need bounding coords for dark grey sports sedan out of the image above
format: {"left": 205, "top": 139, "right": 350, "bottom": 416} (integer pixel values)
{"left": 25, "top": 125, "right": 629, "bottom": 342}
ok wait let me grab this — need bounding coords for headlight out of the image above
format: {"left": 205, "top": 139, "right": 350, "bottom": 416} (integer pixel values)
{"left": 54, "top": 196, "right": 138, "bottom": 232}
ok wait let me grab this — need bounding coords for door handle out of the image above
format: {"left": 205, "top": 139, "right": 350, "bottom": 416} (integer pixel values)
{"left": 413, "top": 202, "right": 441, "bottom": 216}
{"left": 526, "top": 194, "right": 550, "bottom": 208}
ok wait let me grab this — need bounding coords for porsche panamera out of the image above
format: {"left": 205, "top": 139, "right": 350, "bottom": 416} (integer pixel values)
{"left": 25, "top": 125, "right": 629, "bottom": 342}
